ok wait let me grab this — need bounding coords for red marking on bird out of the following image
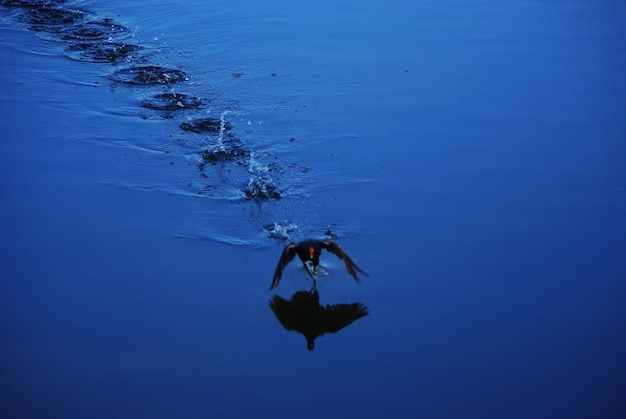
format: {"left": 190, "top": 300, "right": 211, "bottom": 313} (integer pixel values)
{"left": 308, "top": 246, "right": 314, "bottom": 258}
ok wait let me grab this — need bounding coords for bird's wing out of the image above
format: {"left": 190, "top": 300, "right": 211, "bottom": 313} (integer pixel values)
{"left": 321, "top": 239, "right": 369, "bottom": 282}
{"left": 269, "top": 243, "right": 297, "bottom": 290}
{"left": 321, "top": 302, "right": 369, "bottom": 334}
{"left": 269, "top": 295, "right": 297, "bottom": 330}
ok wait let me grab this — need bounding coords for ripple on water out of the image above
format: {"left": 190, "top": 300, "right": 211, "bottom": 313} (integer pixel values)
{"left": 180, "top": 117, "right": 232, "bottom": 134}
{"left": 1, "top": 0, "right": 364, "bottom": 248}
{"left": 19, "top": 5, "right": 86, "bottom": 29}
{"left": 110, "top": 65, "right": 189, "bottom": 85}
{"left": 141, "top": 93, "right": 204, "bottom": 112}
{"left": 65, "top": 42, "right": 142, "bottom": 64}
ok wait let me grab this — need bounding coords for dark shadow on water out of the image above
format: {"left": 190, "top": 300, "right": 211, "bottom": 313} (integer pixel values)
{"left": 269, "top": 287, "right": 369, "bottom": 351}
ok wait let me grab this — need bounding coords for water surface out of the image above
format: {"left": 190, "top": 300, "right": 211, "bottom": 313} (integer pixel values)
{"left": 1, "top": 0, "right": 625, "bottom": 417}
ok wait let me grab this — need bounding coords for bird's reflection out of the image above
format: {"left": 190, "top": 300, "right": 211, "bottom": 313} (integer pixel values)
{"left": 269, "top": 286, "right": 369, "bottom": 351}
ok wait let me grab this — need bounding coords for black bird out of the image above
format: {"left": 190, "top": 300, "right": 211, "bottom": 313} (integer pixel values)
{"left": 269, "top": 289, "right": 369, "bottom": 351}
{"left": 269, "top": 239, "right": 368, "bottom": 290}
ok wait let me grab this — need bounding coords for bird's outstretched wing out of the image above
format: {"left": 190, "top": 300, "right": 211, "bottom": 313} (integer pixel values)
{"left": 322, "top": 302, "right": 369, "bottom": 333}
{"left": 269, "top": 243, "right": 297, "bottom": 290}
{"left": 321, "top": 239, "right": 369, "bottom": 282}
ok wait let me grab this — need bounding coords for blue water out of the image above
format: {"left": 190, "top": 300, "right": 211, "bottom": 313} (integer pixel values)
{"left": 1, "top": 0, "right": 625, "bottom": 417}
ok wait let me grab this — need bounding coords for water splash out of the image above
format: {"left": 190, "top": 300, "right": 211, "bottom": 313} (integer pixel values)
{"left": 243, "top": 152, "right": 282, "bottom": 201}
{"left": 216, "top": 110, "right": 228, "bottom": 151}
{"left": 263, "top": 222, "right": 299, "bottom": 241}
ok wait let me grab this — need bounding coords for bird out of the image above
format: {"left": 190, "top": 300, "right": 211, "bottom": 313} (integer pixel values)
{"left": 269, "top": 288, "right": 369, "bottom": 351}
{"left": 269, "top": 239, "right": 368, "bottom": 290}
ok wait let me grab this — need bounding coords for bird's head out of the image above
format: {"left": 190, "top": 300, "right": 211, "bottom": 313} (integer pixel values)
{"left": 308, "top": 246, "right": 315, "bottom": 259}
